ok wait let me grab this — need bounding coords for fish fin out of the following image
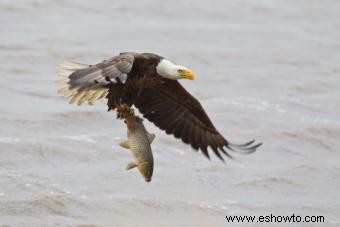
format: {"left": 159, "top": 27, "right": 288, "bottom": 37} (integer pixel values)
{"left": 119, "top": 140, "right": 130, "bottom": 149}
{"left": 147, "top": 133, "right": 156, "bottom": 144}
{"left": 126, "top": 162, "right": 138, "bottom": 170}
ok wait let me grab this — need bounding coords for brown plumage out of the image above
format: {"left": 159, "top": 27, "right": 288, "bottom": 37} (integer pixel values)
{"left": 57, "top": 52, "right": 262, "bottom": 161}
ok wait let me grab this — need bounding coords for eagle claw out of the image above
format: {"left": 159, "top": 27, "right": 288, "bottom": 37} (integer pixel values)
{"left": 116, "top": 104, "right": 134, "bottom": 119}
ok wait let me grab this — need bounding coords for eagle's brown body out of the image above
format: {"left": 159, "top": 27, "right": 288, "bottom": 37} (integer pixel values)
{"left": 106, "top": 53, "right": 162, "bottom": 111}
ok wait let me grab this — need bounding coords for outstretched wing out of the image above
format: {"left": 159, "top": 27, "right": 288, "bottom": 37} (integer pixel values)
{"left": 56, "top": 53, "right": 135, "bottom": 105}
{"left": 134, "top": 79, "right": 262, "bottom": 160}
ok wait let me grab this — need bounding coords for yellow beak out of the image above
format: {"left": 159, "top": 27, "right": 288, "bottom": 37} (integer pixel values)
{"left": 180, "top": 69, "right": 195, "bottom": 80}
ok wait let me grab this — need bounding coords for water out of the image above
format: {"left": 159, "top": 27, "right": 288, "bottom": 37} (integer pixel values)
{"left": 0, "top": 0, "right": 339, "bottom": 226}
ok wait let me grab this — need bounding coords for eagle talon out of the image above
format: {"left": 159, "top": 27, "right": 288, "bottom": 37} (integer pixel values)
{"left": 116, "top": 104, "right": 134, "bottom": 119}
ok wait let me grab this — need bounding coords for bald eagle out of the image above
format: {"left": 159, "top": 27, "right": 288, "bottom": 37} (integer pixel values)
{"left": 57, "top": 52, "right": 262, "bottom": 160}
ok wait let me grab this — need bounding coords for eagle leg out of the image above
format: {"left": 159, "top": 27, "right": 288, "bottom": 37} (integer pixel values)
{"left": 116, "top": 104, "right": 135, "bottom": 119}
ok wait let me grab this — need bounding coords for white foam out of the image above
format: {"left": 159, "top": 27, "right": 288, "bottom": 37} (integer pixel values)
{"left": 0, "top": 137, "right": 20, "bottom": 143}
{"left": 64, "top": 134, "right": 97, "bottom": 143}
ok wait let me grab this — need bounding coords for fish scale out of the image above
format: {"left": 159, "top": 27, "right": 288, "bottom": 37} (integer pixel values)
{"left": 129, "top": 130, "right": 153, "bottom": 163}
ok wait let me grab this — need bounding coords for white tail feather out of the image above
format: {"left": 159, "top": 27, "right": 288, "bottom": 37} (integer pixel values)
{"left": 56, "top": 61, "right": 109, "bottom": 105}
{"left": 61, "top": 61, "right": 88, "bottom": 70}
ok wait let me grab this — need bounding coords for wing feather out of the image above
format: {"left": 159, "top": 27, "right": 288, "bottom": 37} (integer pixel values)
{"left": 180, "top": 119, "right": 191, "bottom": 144}
{"left": 56, "top": 53, "right": 134, "bottom": 105}
{"left": 134, "top": 79, "right": 262, "bottom": 159}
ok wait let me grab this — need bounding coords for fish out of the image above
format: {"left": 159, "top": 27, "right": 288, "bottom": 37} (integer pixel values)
{"left": 119, "top": 115, "right": 155, "bottom": 182}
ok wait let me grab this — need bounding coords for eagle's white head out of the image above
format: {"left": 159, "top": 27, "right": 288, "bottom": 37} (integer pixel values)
{"left": 156, "top": 59, "right": 195, "bottom": 80}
